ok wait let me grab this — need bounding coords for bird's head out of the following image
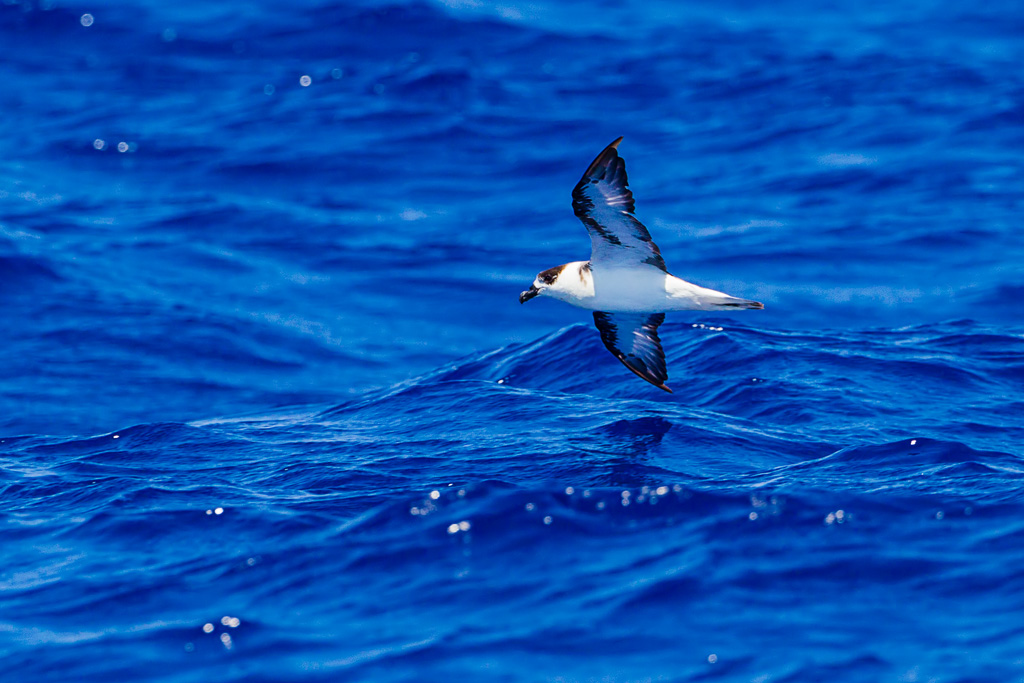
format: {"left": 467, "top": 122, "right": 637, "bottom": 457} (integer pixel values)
{"left": 519, "top": 265, "right": 567, "bottom": 304}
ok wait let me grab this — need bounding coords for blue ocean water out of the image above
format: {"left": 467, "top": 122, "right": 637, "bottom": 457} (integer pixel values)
{"left": 2, "top": 0, "right": 1024, "bottom": 679}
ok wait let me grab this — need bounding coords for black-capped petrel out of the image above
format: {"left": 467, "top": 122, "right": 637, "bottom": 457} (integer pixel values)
{"left": 519, "top": 137, "right": 763, "bottom": 393}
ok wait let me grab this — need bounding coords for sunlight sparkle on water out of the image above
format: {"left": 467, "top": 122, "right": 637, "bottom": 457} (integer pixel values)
{"left": 825, "top": 510, "right": 846, "bottom": 525}
{"left": 400, "top": 209, "right": 427, "bottom": 221}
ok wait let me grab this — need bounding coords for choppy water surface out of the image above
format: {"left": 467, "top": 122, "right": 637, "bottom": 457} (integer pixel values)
{"left": 2, "top": 1, "right": 1023, "bottom": 680}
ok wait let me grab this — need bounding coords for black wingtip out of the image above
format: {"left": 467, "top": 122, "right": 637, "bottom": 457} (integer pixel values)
{"left": 582, "top": 137, "right": 625, "bottom": 178}
{"left": 617, "top": 358, "right": 673, "bottom": 394}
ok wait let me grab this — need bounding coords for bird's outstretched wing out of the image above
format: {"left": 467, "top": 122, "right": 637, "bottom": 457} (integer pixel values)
{"left": 572, "top": 137, "right": 667, "bottom": 272}
{"left": 593, "top": 311, "right": 672, "bottom": 392}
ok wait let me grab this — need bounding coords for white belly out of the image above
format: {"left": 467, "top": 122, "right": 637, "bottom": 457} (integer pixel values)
{"left": 589, "top": 269, "right": 671, "bottom": 311}
{"left": 552, "top": 266, "right": 743, "bottom": 313}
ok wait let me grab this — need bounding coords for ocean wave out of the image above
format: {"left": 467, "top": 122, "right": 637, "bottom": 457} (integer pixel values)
{"left": 4, "top": 0, "right": 1024, "bottom": 679}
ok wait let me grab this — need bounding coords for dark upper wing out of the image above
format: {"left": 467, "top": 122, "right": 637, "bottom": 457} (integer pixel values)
{"left": 593, "top": 311, "right": 672, "bottom": 393}
{"left": 571, "top": 137, "right": 667, "bottom": 272}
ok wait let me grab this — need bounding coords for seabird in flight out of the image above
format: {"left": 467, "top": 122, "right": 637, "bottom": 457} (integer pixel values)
{"left": 519, "top": 137, "right": 763, "bottom": 392}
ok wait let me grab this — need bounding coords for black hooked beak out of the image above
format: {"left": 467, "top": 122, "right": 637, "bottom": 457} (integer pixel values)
{"left": 519, "top": 284, "right": 540, "bottom": 304}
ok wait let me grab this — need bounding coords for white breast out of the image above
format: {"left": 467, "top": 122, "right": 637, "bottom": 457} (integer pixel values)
{"left": 552, "top": 264, "right": 744, "bottom": 313}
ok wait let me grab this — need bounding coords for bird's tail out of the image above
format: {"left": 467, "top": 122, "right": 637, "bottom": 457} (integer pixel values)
{"left": 708, "top": 296, "right": 764, "bottom": 310}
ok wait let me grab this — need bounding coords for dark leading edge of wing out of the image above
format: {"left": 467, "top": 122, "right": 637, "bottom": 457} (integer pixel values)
{"left": 593, "top": 311, "right": 672, "bottom": 393}
{"left": 571, "top": 137, "right": 667, "bottom": 273}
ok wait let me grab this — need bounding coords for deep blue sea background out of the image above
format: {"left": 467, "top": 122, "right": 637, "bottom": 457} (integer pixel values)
{"left": 3, "top": 0, "right": 1024, "bottom": 680}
